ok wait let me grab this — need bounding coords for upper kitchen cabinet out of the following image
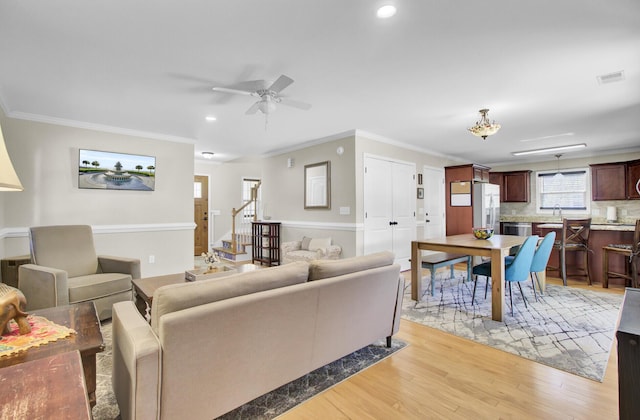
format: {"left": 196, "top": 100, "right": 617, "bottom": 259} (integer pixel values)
{"left": 591, "top": 162, "right": 627, "bottom": 201}
{"left": 472, "top": 164, "right": 491, "bottom": 183}
{"left": 627, "top": 159, "right": 640, "bottom": 200}
{"left": 488, "top": 170, "right": 531, "bottom": 202}
{"left": 502, "top": 171, "right": 531, "bottom": 203}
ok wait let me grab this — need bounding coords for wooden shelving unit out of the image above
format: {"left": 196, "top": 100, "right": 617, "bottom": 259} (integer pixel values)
{"left": 251, "top": 221, "right": 281, "bottom": 266}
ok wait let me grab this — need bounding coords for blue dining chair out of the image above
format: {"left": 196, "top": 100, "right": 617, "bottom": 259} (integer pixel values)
{"left": 504, "top": 231, "right": 557, "bottom": 301}
{"left": 472, "top": 235, "right": 539, "bottom": 315}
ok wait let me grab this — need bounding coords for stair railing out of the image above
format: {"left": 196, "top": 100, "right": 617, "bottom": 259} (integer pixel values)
{"left": 231, "top": 181, "right": 261, "bottom": 252}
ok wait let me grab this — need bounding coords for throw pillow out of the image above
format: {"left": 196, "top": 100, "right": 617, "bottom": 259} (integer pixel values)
{"left": 301, "top": 236, "right": 312, "bottom": 250}
{"left": 308, "top": 237, "right": 331, "bottom": 253}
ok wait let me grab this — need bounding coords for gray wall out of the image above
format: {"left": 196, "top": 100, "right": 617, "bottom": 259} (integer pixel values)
{"left": 195, "top": 131, "right": 462, "bottom": 259}
{"left": 0, "top": 110, "right": 195, "bottom": 277}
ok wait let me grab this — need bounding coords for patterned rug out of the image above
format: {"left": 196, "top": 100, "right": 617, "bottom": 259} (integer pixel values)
{"left": 92, "top": 321, "right": 407, "bottom": 420}
{"left": 402, "top": 271, "right": 622, "bottom": 382}
{"left": 0, "top": 315, "right": 76, "bottom": 357}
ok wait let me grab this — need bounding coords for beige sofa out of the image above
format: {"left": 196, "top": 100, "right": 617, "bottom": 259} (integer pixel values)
{"left": 112, "top": 251, "right": 403, "bottom": 420}
{"left": 281, "top": 236, "right": 342, "bottom": 263}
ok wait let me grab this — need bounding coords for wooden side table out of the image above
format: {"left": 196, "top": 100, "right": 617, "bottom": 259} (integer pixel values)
{"left": 0, "top": 350, "right": 92, "bottom": 419}
{"left": 0, "top": 301, "right": 104, "bottom": 407}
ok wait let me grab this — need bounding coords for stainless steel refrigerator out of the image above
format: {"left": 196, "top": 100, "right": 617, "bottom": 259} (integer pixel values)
{"left": 472, "top": 183, "right": 501, "bottom": 232}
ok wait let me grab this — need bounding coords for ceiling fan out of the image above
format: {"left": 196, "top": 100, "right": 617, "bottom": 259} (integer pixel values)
{"left": 212, "top": 74, "right": 311, "bottom": 115}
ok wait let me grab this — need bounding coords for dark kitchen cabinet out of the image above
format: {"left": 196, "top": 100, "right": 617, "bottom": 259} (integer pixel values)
{"left": 627, "top": 159, "right": 640, "bottom": 200}
{"left": 472, "top": 165, "right": 491, "bottom": 182}
{"left": 502, "top": 171, "right": 531, "bottom": 202}
{"left": 444, "top": 164, "right": 491, "bottom": 235}
{"left": 489, "top": 171, "right": 530, "bottom": 202}
{"left": 591, "top": 163, "right": 627, "bottom": 201}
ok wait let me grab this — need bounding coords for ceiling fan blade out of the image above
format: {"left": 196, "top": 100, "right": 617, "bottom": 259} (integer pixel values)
{"left": 212, "top": 87, "right": 254, "bottom": 96}
{"left": 279, "top": 97, "right": 312, "bottom": 110}
{"left": 245, "top": 101, "right": 261, "bottom": 115}
{"left": 230, "top": 79, "right": 269, "bottom": 92}
{"left": 268, "top": 75, "right": 294, "bottom": 93}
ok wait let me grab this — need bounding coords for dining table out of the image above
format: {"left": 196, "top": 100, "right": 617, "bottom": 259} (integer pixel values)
{"left": 411, "top": 234, "right": 528, "bottom": 322}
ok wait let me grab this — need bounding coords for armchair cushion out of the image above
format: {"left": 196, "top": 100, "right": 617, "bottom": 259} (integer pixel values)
{"left": 68, "top": 273, "right": 132, "bottom": 303}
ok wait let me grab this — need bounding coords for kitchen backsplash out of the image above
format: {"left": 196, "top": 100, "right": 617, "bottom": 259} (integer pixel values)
{"left": 500, "top": 200, "right": 640, "bottom": 224}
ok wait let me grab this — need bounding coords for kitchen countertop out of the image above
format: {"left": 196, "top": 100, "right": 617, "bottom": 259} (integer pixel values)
{"left": 536, "top": 223, "right": 635, "bottom": 231}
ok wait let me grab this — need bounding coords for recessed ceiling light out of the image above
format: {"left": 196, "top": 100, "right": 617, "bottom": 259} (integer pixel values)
{"left": 377, "top": 5, "right": 397, "bottom": 18}
{"left": 205, "top": 115, "right": 217, "bottom": 122}
{"left": 511, "top": 143, "right": 587, "bottom": 156}
{"left": 202, "top": 152, "right": 215, "bottom": 159}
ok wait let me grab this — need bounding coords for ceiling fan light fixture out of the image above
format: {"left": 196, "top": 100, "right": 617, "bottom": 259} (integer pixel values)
{"left": 468, "top": 109, "right": 501, "bottom": 140}
{"left": 377, "top": 5, "right": 397, "bottom": 18}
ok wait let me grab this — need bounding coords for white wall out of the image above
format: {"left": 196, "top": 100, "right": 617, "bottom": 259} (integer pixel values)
{"left": 0, "top": 111, "right": 195, "bottom": 277}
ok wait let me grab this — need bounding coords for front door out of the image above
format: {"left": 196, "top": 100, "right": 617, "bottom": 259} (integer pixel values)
{"left": 194, "top": 175, "right": 209, "bottom": 256}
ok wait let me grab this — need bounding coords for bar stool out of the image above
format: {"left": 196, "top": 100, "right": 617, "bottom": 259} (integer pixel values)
{"left": 548, "top": 218, "right": 592, "bottom": 286}
{"left": 602, "top": 219, "right": 640, "bottom": 288}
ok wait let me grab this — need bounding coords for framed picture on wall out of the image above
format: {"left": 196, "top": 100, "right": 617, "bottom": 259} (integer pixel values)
{"left": 78, "top": 149, "right": 156, "bottom": 191}
{"left": 417, "top": 187, "right": 424, "bottom": 199}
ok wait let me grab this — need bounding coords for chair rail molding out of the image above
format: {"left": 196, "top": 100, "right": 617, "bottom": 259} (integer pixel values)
{"left": 0, "top": 222, "right": 196, "bottom": 239}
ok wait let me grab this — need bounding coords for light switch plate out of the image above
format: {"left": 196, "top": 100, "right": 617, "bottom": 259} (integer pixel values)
{"left": 339, "top": 206, "right": 350, "bottom": 215}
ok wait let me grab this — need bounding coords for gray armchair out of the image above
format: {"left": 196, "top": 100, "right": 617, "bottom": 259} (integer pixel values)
{"left": 18, "top": 225, "right": 140, "bottom": 320}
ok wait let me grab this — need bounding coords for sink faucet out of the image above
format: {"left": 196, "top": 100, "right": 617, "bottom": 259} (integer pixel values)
{"left": 552, "top": 204, "right": 562, "bottom": 218}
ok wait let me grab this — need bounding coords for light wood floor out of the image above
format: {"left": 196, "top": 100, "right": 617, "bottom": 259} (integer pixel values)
{"left": 279, "top": 274, "right": 624, "bottom": 420}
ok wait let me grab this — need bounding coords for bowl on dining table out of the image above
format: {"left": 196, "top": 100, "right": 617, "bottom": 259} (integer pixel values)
{"left": 472, "top": 227, "right": 494, "bottom": 239}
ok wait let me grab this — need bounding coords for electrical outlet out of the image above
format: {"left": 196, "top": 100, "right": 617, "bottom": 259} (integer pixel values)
{"left": 148, "top": 255, "right": 155, "bottom": 264}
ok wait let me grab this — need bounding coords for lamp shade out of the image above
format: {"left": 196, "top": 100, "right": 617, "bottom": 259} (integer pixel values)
{"left": 0, "top": 123, "right": 24, "bottom": 191}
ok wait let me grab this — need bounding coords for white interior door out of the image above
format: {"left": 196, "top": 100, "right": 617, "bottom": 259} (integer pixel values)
{"left": 391, "top": 161, "right": 416, "bottom": 269}
{"left": 364, "top": 157, "right": 393, "bottom": 255}
{"left": 423, "top": 166, "right": 445, "bottom": 239}
{"left": 364, "top": 156, "right": 416, "bottom": 270}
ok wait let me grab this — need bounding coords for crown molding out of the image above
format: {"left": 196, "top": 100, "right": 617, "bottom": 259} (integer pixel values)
{"left": 6, "top": 111, "right": 196, "bottom": 144}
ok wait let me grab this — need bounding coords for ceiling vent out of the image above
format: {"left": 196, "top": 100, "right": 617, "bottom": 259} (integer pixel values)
{"left": 597, "top": 70, "right": 625, "bottom": 85}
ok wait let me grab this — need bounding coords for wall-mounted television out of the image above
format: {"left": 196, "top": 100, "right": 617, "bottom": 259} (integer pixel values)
{"left": 78, "top": 149, "right": 155, "bottom": 191}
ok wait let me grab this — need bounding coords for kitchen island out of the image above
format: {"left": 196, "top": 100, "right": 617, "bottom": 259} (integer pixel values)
{"left": 535, "top": 222, "right": 635, "bottom": 287}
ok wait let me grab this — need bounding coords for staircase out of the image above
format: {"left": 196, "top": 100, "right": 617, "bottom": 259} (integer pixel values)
{"left": 211, "top": 181, "right": 261, "bottom": 265}
{"left": 212, "top": 233, "right": 252, "bottom": 264}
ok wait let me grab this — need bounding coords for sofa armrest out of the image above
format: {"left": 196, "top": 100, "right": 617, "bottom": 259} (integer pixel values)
{"left": 112, "top": 301, "right": 161, "bottom": 420}
{"left": 98, "top": 256, "right": 141, "bottom": 279}
{"left": 18, "top": 264, "right": 69, "bottom": 311}
{"left": 281, "top": 241, "right": 302, "bottom": 255}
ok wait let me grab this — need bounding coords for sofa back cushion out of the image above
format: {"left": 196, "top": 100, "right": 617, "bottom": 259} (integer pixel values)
{"left": 151, "top": 261, "right": 310, "bottom": 332}
{"left": 308, "top": 251, "right": 395, "bottom": 281}
{"left": 29, "top": 225, "right": 99, "bottom": 278}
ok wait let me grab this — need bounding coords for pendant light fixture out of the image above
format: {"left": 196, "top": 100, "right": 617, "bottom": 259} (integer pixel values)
{"left": 468, "top": 109, "right": 501, "bottom": 140}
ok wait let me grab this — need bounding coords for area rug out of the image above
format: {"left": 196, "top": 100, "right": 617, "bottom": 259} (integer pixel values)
{"left": 93, "top": 321, "right": 407, "bottom": 420}
{"left": 402, "top": 271, "right": 622, "bottom": 382}
{"left": 0, "top": 315, "right": 75, "bottom": 357}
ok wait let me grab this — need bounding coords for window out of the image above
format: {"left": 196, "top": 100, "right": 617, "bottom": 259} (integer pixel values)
{"left": 242, "top": 178, "right": 261, "bottom": 218}
{"left": 194, "top": 181, "right": 202, "bottom": 199}
{"left": 536, "top": 169, "right": 589, "bottom": 214}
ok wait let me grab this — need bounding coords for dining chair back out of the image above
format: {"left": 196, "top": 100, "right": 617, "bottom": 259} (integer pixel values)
{"left": 603, "top": 219, "right": 640, "bottom": 288}
{"left": 472, "top": 235, "right": 539, "bottom": 315}
{"left": 548, "top": 218, "right": 592, "bottom": 286}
